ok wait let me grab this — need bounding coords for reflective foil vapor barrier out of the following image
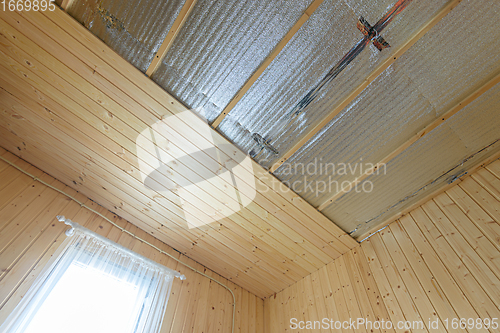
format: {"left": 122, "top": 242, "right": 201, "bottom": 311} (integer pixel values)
{"left": 248, "top": 0, "right": 412, "bottom": 161}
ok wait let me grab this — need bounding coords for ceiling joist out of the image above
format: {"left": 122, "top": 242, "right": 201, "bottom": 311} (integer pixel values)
{"left": 145, "top": 0, "right": 197, "bottom": 77}
{"left": 211, "top": 0, "right": 325, "bottom": 129}
{"left": 269, "top": 0, "right": 463, "bottom": 173}
{"left": 317, "top": 69, "right": 500, "bottom": 211}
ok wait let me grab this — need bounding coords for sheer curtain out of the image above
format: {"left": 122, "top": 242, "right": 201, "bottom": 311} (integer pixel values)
{"left": 0, "top": 217, "right": 185, "bottom": 333}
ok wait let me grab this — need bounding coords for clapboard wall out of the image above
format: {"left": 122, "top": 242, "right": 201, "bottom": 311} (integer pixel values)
{"left": 0, "top": 148, "right": 263, "bottom": 333}
{"left": 265, "top": 158, "right": 500, "bottom": 333}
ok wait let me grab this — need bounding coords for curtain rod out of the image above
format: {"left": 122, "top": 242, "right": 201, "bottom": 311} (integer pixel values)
{"left": 57, "top": 216, "right": 186, "bottom": 280}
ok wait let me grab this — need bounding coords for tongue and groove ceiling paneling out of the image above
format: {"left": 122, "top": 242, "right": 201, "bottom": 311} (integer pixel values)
{"left": 1, "top": 0, "right": 500, "bottom": 296}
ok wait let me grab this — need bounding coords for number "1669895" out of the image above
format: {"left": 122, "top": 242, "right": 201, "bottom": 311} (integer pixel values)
{"left": 2, "top": 0, "right": 56, "bottom": 11}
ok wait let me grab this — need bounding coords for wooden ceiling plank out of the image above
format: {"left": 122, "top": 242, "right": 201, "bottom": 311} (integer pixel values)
{"left": 145, "top": 0, "right": 197, "bottom": 77}
{"left": 317, "top": 69, "right": 500, "bottom": 211}
{"left": 10, "top": 11, "right": 352, "bottom": 255}
{"left": 60, "top": 0, "right": 75, "bottom": 11}
{"left": 0, "top": 55, "right": 320, "bottom": 282}
{"left": 33, "top": 8, "right": 354, "bottom": 249}
{"left": 210, "top": 0, "right": 325, "bottom": 128}
{"left": 2, "top": 8, "right": 359, "bottom": 289}
{"left": 0, "top": 81, "right": 312, "bottom": 284}
{"left": 0, "top": 128, "right": 280, "bottom": 297}
{"left": 269, "top": 0, "right": 463, "bottom": 173}
{"left": 0, "top": 40, "right": 316, "bottom": 278}
{"left": 0, "top": 19, "right": 332, "bottom": 273}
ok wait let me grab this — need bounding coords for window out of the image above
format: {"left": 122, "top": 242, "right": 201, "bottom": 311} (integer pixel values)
{"left": 0, "top": 218, "right": 183, "bottom": 333}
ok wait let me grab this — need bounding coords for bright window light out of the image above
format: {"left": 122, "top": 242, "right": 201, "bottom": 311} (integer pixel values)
{"left": 23, "top": 261, "right": 144, "bottom": 333}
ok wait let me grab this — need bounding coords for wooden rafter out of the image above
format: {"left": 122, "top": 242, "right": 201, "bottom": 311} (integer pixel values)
{"left": 317, "top": 70, "right": 500, "bottom": 211}
{"left": 269, "top": 0, "right": 463, "bottom": 173}
{"left": 210, "top": 0, "right": 325, "bottom": 128}
{"left": 145, "top": 0, "right": 197, "bottom": 77}
{"left": 61, "top": 0, "right": 75, "bottom": 11}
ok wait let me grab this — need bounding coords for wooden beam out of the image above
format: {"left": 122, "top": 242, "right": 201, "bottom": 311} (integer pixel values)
{"left": 269, "top": 0, "right": 463, "bottom": 173}
{"left": 211, "top": 0, "right": 325, "bottom": 128}
{"left": 355, "top": 143, "right": 500, "bottom": 242}
{"left": 145, "top": 0, "right": 197, "bottom": 77}
{"left": 317, "top": 70, "right": 500, "bottom": 211}
{"left": 60, "top": 0, "right": 75, "bottom": 11}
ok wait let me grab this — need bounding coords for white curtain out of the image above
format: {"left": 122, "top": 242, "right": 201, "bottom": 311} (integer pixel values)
{"left": 0, "top": 218, "right": 184, "bottom": 333}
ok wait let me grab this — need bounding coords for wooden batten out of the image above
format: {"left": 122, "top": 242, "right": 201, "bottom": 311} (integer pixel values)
{"left": 145, "top": 0, "right": 197, "bottom": 77}
{"left": 60, "top": 0, "right": 75, "bottom": 11}
{"left": 269, "top": 0, "right": 463, "bottom": 173}
{"left": 211, "top": 0, "right": 325, "bottom": 128}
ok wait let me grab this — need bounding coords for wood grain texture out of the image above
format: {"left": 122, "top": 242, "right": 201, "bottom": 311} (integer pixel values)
{"left": 265, "top": 157, "right": 500, "bottom": 332}
{"left": 0, "top": 150, "right": 263, "bottom": 333}
{"left": 0, "top": 7, "right": 356, "bottom": 298}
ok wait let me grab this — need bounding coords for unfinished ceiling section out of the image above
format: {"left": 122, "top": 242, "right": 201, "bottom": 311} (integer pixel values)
{"left": 274, "top": 0, "right": 500, "bottom": 237}
{"left": 152, "top": 0, "right": 315, "bottom": 121}
{"left": 26, "top": 0, "right": 500, "bottom": 239}
{"left": 218, "top": 0, "right": 448, "bottom": 167}
{"left": 64, "top": 0, "right": 187, "bottom": 73}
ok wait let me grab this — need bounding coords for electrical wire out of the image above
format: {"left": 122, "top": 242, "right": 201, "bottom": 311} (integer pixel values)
{"left": 0, "top": 154, "right": 236, "bottom": 333}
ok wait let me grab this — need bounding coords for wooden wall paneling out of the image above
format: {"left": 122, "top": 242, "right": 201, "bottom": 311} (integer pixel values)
{"left": 473, "top": 166, "right": 500, "bottom": 201}
{"left": 350, "top": 247, "right": 394, "bottom": 333}
{"left": 0, "top": 176, "right": 63, "bottom": 265}
{"left": 0, "top": 159, "right": 264, "bottom": 332}
{"left": 421, "top": 199, "right": 500, "bottom": 307}
{"left": 309, "top": 270, "right": 329, "bottom": 333}
{"left": 343, "top": 250, "right": 381, "bottom": 333}
{"left": 0, "top": 26, "right": 334, "bottom": 278}
{"left": 248, "top": 291, "right": 257, "bottom": 333}
{"left": 0, "top": 116, "right": 292, "bottom": 294}
{"left": 368, "top": 233, "right": 427, "bottom": 332}
{"left": 460, "top": 171, "right": 500, "bottom": 224}
{"left": 317, "top": 265, "right": 341, "bottom": 327}
{"left": 335, "top": 255, "right": 368, "bottom": 333}
{"left": 264, "top": 158, "right": 500, "bottom": 332}
{"left": 36, "top": 8, "right": 357, "bottom": 253}
{"left": 398, "top": 214, "right": 483, "bottom": 323}
{"left": 327, "top": 261, "right": 354, "bottom": 333}
{"left": 0, "top": 171, "right": 58, "bottom": 244}
{"left": 445, "top": 184, "right": 500, "bottom": 250}
{"left": 409, "top": 207, "right": 500, "bottom": 328}
{"left": 361, "top": 238, "right": 408, "bottom": 328}
{"left": 434, "top": 193, "right": 500, "bottom": 281}
{"left": 303, "top": 274, "right": 322, "bottom": 332}
{"left": 377, "top": 229, "right": 445, "bottom": 332}
{"left": 0, "top": 150, "right": 272, "bottom": 308}
{"left": 388, "top": 221, "right": 462, "bottom": 330}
